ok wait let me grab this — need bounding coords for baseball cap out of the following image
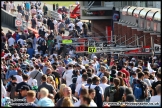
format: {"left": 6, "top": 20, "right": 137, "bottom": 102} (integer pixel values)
{"left": 21, "top": 85, "right": 30, "bottom": 91}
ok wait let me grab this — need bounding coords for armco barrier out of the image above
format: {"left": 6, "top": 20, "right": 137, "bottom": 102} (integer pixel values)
{"left": 1, "top": 9, "right": 16, "bottom": 28}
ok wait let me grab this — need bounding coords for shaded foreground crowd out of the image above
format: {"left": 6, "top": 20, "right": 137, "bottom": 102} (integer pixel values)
{"left": 1, "top": 1, "right": 161, "bottom": 107}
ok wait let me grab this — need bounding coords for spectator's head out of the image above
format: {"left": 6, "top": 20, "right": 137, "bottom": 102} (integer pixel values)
{"left": 41, "top": 75, "right": 47, "bottom": 82}
{"left": 118, "top": 77, "right": 125, "bottom": 86}
{"left": 82, "top": 74, "right": 88, "bottom": 82}
{"left": 136, "top": 68, "right": 142, "bottom": 73}
{"left": 20, "top": 85, "right": 30, "bottom": 97}
{"left": 126, "top": 94, "right": 135, "bottom": 102}
{"left": 89, "top": 89, "right": 95, "bottom": 99}
{"left": 59, "top": 84, "right": 67, "bottom": 97}
{"left": 40, "top": 88, "right": 49, "bottom": 98}
{"left": 87, "top": 78, "right": 92, "bottom": 84}
{"left": 63, "top": 87, "right": 72, "bottom": 97}
{"left": 117, "top": 71, "right": 123, "bottom": 78}
{"left": 48, "top": 94, "right": 55, "bottom": 103}
{"left": 156, "top": 72, "right": 161, "bottom": 80}
{"left": 155, "top": 84, "right": 161, "bottom": 95}
{"left": 101, "top": 76, "right": 108, "bottom": 84}
{"left": 123, "top": 87, "right": 133, "bottom": 101}
{"left": 80, "top": 95, "right": 91, "bottom": 106}
{"left": 92, "top": 76, "right": 100, "bottom": 85}
{"left": 11, "top": 76, "right": 17, "bottom": 83}
{"left": 113, "top": 78, "right": 120, "bottom": 86}
{"left": 62, "top": 97, "right": 73, "bottom": 107}
{"left": 144, "top": 71, "right": 150, "bottom": 79}
{"left": 17, "top": 69, "right": 23, "bottom": 75}
{"left": 100, "top": 66, "right": 106, "bottom": 72}
{"left": 138, "top": 72, "right": 144, "bottom": 80}
{"left": 46, "top": 68, "right": 52, "bottom": 74}
{"left": 22, "top": 74, "right": 29, "bottom": 81}
{"left": 111, "top": 65, "right": 117, "bottom": 70}
{"left": 79, "top": 88, "right": 89, "bottom": 99}
{"left": 26, "top": 90, "right": 36, "bottom": 103}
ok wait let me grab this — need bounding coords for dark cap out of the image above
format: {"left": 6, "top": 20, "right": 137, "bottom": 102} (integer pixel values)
{"left": 132, "top": 72, "right": 136, "bottom": 75}
{"left": 11, "top": 76, "right": 17, "bottom": 80}
{"left": 21, "top": 85, "right": 30, "bottom": 91}
{"left": 126, "top": 94, "right": 135, "bottom": 102}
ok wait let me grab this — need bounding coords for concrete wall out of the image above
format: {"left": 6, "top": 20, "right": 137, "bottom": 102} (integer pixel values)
{"left": 1, "top": 9, "right": 16, "bottom": 28}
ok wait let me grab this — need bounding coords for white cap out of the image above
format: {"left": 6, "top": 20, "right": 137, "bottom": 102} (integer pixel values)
{"left": 32, "top": 79, "right": 37, "bottom": 86}
{"left": 131, "top": 58, "right": 135, "bottom": 61}
{"left": 93, "top": 56, "right": 97, "bottom": 59}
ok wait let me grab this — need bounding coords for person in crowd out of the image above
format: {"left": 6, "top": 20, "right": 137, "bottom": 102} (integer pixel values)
{"left": 26, "top": 90, "right": 38, "bottom": 106}
{"left": 56, "top": 87, "right": 78, "bottom": 107}
{"left": 62, "top": 97, "right": 74, "bottom": 107}
{"left": 43, "top": 3, "right": 48, "bottom": 16}
{"left": 37, "top": 88, "right": 55, "bottom": 107}
{"left": 37, "top": 75, "right": 57, "bottom": 99}
{"left": 150, "top": 84, "right": 161, "bottom": 104}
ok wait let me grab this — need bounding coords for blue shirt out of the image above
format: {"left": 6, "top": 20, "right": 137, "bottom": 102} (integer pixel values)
{"left": 37, "top": 97, "right": 54, "bottom": 107}
{"left": 26, "top": 3, "right": 30, "bottom": 10}
{"left": 16, "top": 34, "right": 20, "bottom": 43}
{"left": 27, "top": 48, "right": 35, "bottom": 59}
{"left": 5, "top": 70, "right": 17, "bottom": 80}
{"left": 42, "top": 66, "right": 48, "bottom": 74}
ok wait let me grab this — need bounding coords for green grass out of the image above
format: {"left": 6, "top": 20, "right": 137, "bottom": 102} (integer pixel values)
{"left": 44, "top": 1, "right": 75, "bottom": 8}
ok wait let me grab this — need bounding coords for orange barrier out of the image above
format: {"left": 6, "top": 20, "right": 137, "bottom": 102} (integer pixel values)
{"left": 27, "top": 27, "right": 38, "bottom": 34}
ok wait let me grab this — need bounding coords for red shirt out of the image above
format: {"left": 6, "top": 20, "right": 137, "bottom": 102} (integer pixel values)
{"left": 1, "top": 52, "right": 5, "bottom": 57}
{"left": 120, "top": 68, "right": 130, "bottom": 78}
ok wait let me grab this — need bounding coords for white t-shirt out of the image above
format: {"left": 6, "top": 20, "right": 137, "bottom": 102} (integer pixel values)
{"left": 90, "top": 100, "right": 97, "bottom": 107}
{"left": 8, "top": 37, "right": 15, "bottom": 46}
{"left": 17, "top": 13, "right": 22, "bottom": 19}
{"left": 53, "top": 20, "right": 58, "bottom": 25}
{"left": 150, "top": 95, "right": 161, "bottom": 103}
{"left": 68, "top": 23, "right": 75, "bottom": 31}
{"left": 77, "top": 21, "right": 83, "bottom": 30}
{"left": 14, "top": 75, "right": 23, "bottom": 83}
{"left": 10, "top": 3, "right": 15, "bottom": 9}
{"left": 37, "top": 21, "right": 41, "bottom": 27}
{"left": 37, "top": 9, "right": 43, "bottom": 15}
{"left": 12, "top": 55, "right": 20, "bottom": 61}
{"left": 75, "top": 81, "right": 87, "bottom": 94}
{"left": 74, "top": 100, "right": 81, "bottom": 106}
{"left": 63, "top": 69, "right": 73, "bottom": 86}
{"left": 98, "top": 83, "right": 110, "bottom": 94}
{"left": 27, "top": 71, "right": 33, "bottom": 85}
{"left": 17, "top": 38, "right": 25, "bottom": 45}
{"left": 76, "top": 75, "right": 82, "bottom": 85}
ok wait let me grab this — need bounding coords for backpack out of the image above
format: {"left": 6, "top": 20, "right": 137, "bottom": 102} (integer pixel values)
{"left": 38, "top": 38, "right": 44, "bottom": 45}
{"left": 94, "top": 86, "right": 103, "bottom": 107}
{"left": 10, "top": 83, "right": 18, "bottom": 99}
{"left": 108, "top": 85, "right": 117, "bottom": 102}
{"left": 133, "top": 80, "right": 146, "bottom": 100}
